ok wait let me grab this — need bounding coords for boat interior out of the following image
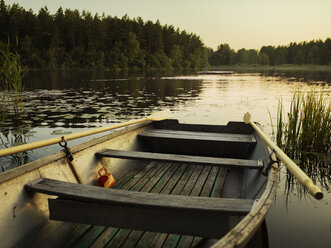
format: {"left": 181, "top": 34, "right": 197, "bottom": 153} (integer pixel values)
{"left": 3, "top": 119, "right": 274, "bottom": 248}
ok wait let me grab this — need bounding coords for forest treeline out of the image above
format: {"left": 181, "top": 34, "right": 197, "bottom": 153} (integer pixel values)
{"left": 1, "top": 1, "right": 330, "bottom": 71}
{"left": 0, "top": 1, "right": 209, "bottom": 71}
{"left": 210, "top": 39, "right": 331, "bottom": 66}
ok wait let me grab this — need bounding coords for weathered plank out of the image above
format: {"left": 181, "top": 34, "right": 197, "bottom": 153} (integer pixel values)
{"left": 26, "top": 179, "right": 252, "bottom": 214}
{"left": 104, "top": 228, "right": 131, "bottom": 248}
{"left": 48, "top": 197, "right": 251, "bottom": 239}
{"left": 119, "top": 230, "right": 145, "bottom": 248}
{"left": 70, "top": 225, "right": 105, "bottom": 248}
{"left": 67, "top": 162, "right": 156, "bottom": 248}
{"left": 116, "top": 163, "right": 181, "bottom": 248}
{"left": 152, "top": 120, "right": 254, "bottom": 135}
{"left": 139, "top": 162, "right": 172, "bottom": 192}
{"left": 210, "top": 167, "right": 228, "bottom": 198}
{"left": 136, "top": 232, "right": 157, "bottom": 248}
{"left": 139, "top": 129, "right": 256, "bottom": 143}
{"left": 122, "top": 163, "right": 204, "bottom": 247}
{"left": 65, "top": 224, "right": 92, "bottom": 248}
{"left": 173, "top": 166, "right": 213, "bottom": 247}
{"left": 27, "top": 177, "right": 253, "bottom": 239}
{"left": 120, "top": 161, "right": 160, "bottom": 190}
{"left": 88, "top": 162, "right": 159, "bottom": 248}
{"left": 162, "top": 234, "right": 181, "bottom": 248}
{"left": 200, "top": 166, "right": 221, "bottom": 197}
{"left": 89, "top": 228, "right": 119, "bottom": 248}
{"left": 181, "top": 165, "right": 204, "bottom": 196}
{"left": 161, "top": 164, "right": 205, "bottom": 247}
{"left": 189, "top": 167, "right": 228, "bottom": 246}
{"left": 104, "top": 162, "right": 172, "bottom": 247}
{"left": 112, "top": 161, "right": 150, "bottom": 189}
{"left": 96, "top": 149, "right": 263, "bottom": 169}
{"left": 127, "top": 161, "right": 164, "bottom": 191}
{"left": 63, "top": 163, "right": 232, "bottom": 247}
{"left": 135, "top": 164, "right": 190, "bottom": 247}
{"left": 150, "top": 163, "right": 180, "bottom": 193}
{"left": 190, "top": 166, "right": 212, "bottom": 196}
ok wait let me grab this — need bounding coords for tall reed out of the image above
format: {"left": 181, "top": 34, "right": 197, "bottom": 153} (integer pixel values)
{"left": 275, "top": 87, "right": 330, "bottom": 198}
{"left": 0, "top": 44, "right": 26, "bottom": 120}
{"left": 277, "top": 88, "right": 330, "bottom": 154}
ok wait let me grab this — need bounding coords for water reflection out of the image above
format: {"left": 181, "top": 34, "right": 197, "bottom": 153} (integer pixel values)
{"left": 217, "top": 67, "right": 331, "bottom": 84}
{"left": 0, "top": 77, "right": 203, "bottom": 171}
{"left": 1, "top": 79, "right": 202, "bottom": 130}
{"left": 0, "top": 125, "right": 31, "bottom": 171}
{"left": 284, "top": 152, "right": 330, "bottom": 201}
{"left": 261, "top": 70, "right": 331, "bottom": 85}
{"left": 0, "top": 71, "right": 329, "bottom": 173}
{"left": 24, "top": 69, "right": 184, "bottom": 89}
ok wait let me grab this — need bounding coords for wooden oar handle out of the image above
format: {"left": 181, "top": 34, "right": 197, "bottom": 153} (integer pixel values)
{"left": 243, "top": 112, "right": 323, "bottom": 200}
{"left": 0, "top": 109, "right": 173, "bottom": 157}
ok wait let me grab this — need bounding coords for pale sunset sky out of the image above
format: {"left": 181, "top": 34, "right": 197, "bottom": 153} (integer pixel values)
{"left": 5, "top": 0, "right": 331, "bottom": 51}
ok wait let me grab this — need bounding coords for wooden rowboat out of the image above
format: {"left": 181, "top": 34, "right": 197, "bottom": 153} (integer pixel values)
{"left": 1, "top": 117, "right": 279, "bottom": 247}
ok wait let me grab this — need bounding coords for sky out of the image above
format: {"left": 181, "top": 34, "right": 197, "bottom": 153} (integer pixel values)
{"left": 5, "top": 0, "right": 331, "bottom": 51}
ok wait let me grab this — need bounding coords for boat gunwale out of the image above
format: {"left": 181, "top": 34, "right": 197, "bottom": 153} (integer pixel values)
{"left": 0, "top": 121, "right": 152, "bottom": 184}
{"left": 212, "top": 150, "right": 279, "bottom": 248}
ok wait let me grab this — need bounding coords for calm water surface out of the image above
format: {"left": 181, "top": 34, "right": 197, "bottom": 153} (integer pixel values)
{"left": 0, "top": 70, "right": 330, "bottom": 247}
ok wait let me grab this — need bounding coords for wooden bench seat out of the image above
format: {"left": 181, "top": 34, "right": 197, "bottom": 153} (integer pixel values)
{"left": 138, "top": 129, "right": 257, "bottom": 159}
{"left": 139, "top": 129, "right": 256, "bottom": 144}
{"left": 25, "top": 178, "right": 253, "bottom": 239}
{"left": 96, "top": 149, "right": 263, "bottom": 169}
{"left": 25, "top": 161, "right": 247, "bottom": 247}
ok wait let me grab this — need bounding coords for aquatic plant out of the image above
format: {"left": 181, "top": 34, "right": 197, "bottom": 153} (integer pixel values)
{"left": 276, "top": 88, "right": 330, "bottom": 154}
{"left": 274, "top": 87, "right": 330, "bottom": 198}
{"left": 0, "top": 43, "right": 26, "bottom": 120}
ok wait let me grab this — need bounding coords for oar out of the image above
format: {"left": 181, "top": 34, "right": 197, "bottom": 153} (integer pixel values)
{"left": 243, "top": 112, "right": 323, "bottom": 200}
{"left": 0, "top": 109, "right": 173, "bottom": 157}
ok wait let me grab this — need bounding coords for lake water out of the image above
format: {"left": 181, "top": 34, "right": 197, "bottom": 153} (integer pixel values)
{"left": 0, "top": 69, "right": 330, "bottom": 247}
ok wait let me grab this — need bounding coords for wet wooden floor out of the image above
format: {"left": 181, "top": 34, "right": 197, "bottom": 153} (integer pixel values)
{"left": 66, "top": 161, "right": 227, "bottom": 248}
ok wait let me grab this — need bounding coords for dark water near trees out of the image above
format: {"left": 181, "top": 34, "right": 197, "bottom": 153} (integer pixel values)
{"left": 0, "top": 69, "right": 330, "bottom": 247}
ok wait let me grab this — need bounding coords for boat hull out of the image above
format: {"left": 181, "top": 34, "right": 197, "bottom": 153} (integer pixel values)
{"left": 0, "top": 120, "right": 278, "bottom": 248}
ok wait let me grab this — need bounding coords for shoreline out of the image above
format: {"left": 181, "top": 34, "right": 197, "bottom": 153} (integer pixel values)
{"left": 210, "top": 64, "right": 331, "bottom": 72}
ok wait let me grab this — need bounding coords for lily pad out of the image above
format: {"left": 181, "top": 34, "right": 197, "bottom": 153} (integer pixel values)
{"left": 54, "top": 122, "right": 66, "bottom": 127}
{"left": 22, "top": 120, "right": 33, "bottom": 124}
{"left": 51, "top": 130, "right": 72, "bottom": 135}
{"left": 80, "top": 113, "right": 98, "bottom": 119}
{"left": 64, "top": 114, "right": 76, "bottom": 119}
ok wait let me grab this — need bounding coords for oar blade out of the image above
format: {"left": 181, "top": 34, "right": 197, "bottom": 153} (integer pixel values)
{"left": 148, "top": 109, "right": 173, "bottom": 121}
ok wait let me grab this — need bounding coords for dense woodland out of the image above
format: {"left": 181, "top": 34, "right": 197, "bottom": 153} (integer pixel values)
{"left": 0, "top": 1, "right": 209, "bottom": 71}
{"left": 210, "top": 39, "right": 331, "bottom": 66}
{"left": 1, "top": 1, "right": 330, "bottom": 71}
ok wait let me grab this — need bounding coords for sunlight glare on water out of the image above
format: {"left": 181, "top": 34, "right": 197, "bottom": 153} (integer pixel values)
{"left": 163, "top": 73, "right": 307, "bottom": 131}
